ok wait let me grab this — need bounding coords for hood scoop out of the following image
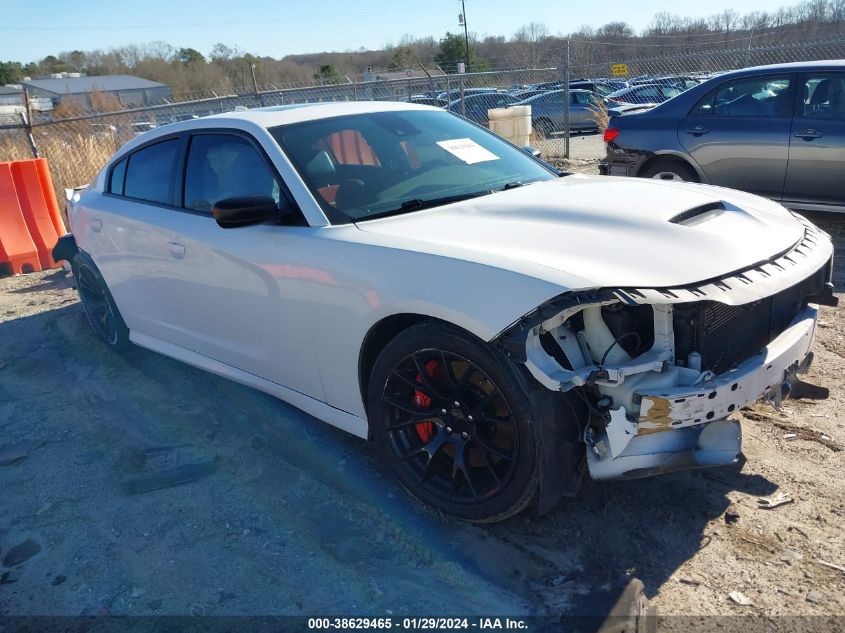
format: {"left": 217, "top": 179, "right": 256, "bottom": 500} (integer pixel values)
{"left": 669, "top": 201, "right": 725, "bottom": 226}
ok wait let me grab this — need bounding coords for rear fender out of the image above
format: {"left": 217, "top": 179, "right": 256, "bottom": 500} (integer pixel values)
{"left": 52, "top": 234, "right": 78, "bottom": 264}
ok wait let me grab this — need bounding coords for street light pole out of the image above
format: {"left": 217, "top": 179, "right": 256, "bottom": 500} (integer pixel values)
{"left": 460, "top": 0, "right": 470, "bottom": 72}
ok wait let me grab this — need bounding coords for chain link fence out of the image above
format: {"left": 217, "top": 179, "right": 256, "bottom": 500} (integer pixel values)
{"left": 1, "top": 36, "right": 843, "bottom": 213}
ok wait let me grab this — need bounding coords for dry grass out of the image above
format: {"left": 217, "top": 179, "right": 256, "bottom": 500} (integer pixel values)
{"left": 0, "top": 132, "right": 37, "bottom": 162}
{"left": 588, "top": 102, "right": 610, "bottom": 133}
{"left": 0, "top": 120, "right": 130, "bottom": 220}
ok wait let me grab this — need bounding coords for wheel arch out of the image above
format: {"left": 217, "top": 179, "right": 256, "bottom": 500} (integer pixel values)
{"left": 71, "top": 248, "right": 129, "bottom": 315}
{"left": 357, "top": 313, "right": 486, "bottom": 421}
{"left": 636, "top": 151, "right": 707, "bottom": 182}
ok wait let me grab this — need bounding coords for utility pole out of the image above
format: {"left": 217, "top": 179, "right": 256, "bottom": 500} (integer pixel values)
{"left": 250, "top": 63, "right": 259, "bottom": 94}
{"left": 460, "top": 0, "right": 470, "bottom": 72}
{"left": 21, "top": 89, "right": 39, "bottom": 158}
{"left": 250, "top": 63, "right": 264, "bottom": 107}
{"left": 746, "top": 28, "right": 754, "bottom": 67}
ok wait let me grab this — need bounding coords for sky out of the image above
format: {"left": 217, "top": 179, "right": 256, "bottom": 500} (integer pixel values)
{"left": 1, "top": 0, "right": 793, "bottom": 63}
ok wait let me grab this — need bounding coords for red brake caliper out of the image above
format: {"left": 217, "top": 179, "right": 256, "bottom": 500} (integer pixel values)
{"left": 413, "top": 359, "right": 439, "bottom": 442}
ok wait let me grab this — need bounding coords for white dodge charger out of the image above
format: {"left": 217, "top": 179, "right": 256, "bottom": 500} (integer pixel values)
{"left": 54, "top": 101, "right": 837, "bottom": 522}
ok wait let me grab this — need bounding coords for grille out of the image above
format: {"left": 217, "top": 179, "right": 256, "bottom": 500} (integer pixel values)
{"left": 673, "top": 282, "right": 808, "bottom": 375}
{"left": 699, "top": 299, "right": 773, "bottom": 375}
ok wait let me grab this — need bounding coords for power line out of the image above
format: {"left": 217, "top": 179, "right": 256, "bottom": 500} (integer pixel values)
{"left": 0, "top": 10, "right": 403, "bottom": 31}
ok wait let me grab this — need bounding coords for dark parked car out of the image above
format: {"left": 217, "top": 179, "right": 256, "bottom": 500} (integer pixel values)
{"left": 603, "top": 61, "right": 845, "bottom": 213}
{"left": 404, "top": 94, "right": 447, "bottom": 107}
{"left": 509, "top": 88, "right": 546, "bottom": 100}
{"left": 436, "top": 87, "right": 499, "bottom": 103}
{"left": 515, "top": 89, "right": 602, "bottom": 135}
{"left": 533, "top": 80, "right": 564, "bottom": 91}
{"left": 605, "top": 84, "right": 683, "bottom": 106}
{"left": 629, "top": 75, "right": 701, "bottom": 91}
{"left": 569, "top": 80, "right": 619, "bottom": 96}
{"left": 591, "top": 78, "right": 629, "bottom": 92}
{"left": 447, "top": 92, "right": 521, "bottom": 125}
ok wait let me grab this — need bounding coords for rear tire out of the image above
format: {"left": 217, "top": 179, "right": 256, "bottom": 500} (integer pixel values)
{"left": 367, "top": 322, "right": 540, "bottom": 523}
{"left": 72, "top": 252, "right": 130, "bottom": 351}
{"left": 640, "top": 159, "right": 698, "bottom": 182}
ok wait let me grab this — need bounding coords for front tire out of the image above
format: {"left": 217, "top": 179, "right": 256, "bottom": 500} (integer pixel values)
{"left": 367, "top": 322, "right": 540, "bottom": 523}
{"left": 72, "top": 252, "right": 130, "bottom": 351}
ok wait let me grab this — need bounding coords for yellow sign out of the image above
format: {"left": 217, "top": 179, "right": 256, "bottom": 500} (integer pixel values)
{"left": 611, "top": 63, "right": 629, "bottom": 77}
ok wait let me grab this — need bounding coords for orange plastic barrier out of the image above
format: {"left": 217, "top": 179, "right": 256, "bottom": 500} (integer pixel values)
{"left": 0, "top": 158, "right": 66, "bottom": 274}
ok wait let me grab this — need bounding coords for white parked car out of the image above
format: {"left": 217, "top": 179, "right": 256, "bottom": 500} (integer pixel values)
{"left": 54, "top": 101, "right": 837, "bottom": 522}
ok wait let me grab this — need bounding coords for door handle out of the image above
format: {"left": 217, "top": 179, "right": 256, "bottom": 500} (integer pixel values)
{"left": 683, "top": 126, "right": 709, "bottom": 136}
{"left": 167, "top": 241, "right": 186, "bottom": 259}
{"left": 91, "top": 218, "right": 103, "bottom": 233}
{"left": 794, "top": 129, "right": 823, "bottom": 140}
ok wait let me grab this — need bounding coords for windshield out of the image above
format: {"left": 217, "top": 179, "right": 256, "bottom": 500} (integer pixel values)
{"left": 270, "top": 110, "right": 556, "bottom": 223}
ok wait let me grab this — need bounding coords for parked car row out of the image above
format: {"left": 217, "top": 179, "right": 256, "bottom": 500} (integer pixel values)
{"left": 402, "top": 74, "right": 709, "bottom": 135}
{"left": 603, "top": 60, "right": 845, "bottom": 213}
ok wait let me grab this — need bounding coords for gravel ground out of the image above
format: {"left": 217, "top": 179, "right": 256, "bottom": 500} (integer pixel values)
{"left": 537, "top": 132, "right": 606, "bottom": 164}
{"left": 1, "top": 207, "right": 843, "bottom": 627}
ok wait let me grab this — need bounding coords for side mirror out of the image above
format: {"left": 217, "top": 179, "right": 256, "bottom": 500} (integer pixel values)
{"left": 522, "top": 146, "right": 542, "bottom": 158}
{"left": 212, "top": 195, "right": 279, "bottom": 229}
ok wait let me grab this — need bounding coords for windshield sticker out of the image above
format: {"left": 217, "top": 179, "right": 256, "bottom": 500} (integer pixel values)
{"left": 436, "top": 138, "right": 500, "bottom": 164}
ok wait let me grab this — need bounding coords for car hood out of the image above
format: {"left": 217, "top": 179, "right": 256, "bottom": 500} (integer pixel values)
{"left": 355, "top": 174, "right": 805, "bottom": 289}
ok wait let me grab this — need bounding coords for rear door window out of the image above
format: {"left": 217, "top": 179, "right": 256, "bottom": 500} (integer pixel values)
{"left": 692, "top": 75, "right": 793, "bottom": 117}
{"left": 123, "top": 139, "right": 179, "bottom": 204}
{"left": 799, "top": 74, "right": 845, "bottom": 119}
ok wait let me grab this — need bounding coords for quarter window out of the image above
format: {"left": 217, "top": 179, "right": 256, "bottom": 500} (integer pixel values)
{"left": 183, "top": 134, "right": 281, "bottom": 212}
{"left": 123, "top": 139, "right": 179, "bottom": 204}
{"left": 109, "top": 158, "right": 127, "bottom": 195}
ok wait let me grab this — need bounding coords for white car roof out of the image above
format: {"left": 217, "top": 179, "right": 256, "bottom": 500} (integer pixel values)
{"left": 118, "top": 100, "right": 442, "bottom": 155}
{"left": 202, "top": 100, "right": 437, "bottom": 129}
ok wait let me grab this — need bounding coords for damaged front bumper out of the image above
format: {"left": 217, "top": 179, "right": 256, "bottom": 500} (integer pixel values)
{"left": 494, "top": 215, "right": 835, "bottom": 483}
{"left": 587, "top": 306, "right": 818, "bottom": 480}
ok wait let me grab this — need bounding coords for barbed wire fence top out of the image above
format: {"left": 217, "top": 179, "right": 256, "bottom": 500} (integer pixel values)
{"left": 1, "top": 36, "right": 843, "bottom": 214}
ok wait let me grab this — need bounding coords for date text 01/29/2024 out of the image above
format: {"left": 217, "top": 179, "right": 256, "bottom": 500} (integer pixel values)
{"left": 307, "top": 617, "right": 529, "bottom": 629}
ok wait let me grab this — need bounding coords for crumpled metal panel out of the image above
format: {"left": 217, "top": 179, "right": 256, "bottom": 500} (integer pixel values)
{"left": 637, "top": 306, "right": 817, "bottom": 431}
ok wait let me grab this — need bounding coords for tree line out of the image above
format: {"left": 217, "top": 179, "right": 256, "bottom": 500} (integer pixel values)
{"left": 0, "top": 0, "right": 843, "bottom": 103}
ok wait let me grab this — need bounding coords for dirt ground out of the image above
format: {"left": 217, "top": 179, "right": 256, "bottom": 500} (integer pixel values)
{"left": 1, "top": 196, "right": 843, "bottom": 627}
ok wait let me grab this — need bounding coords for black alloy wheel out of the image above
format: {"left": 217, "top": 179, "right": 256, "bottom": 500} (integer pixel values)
{"left": 383, "top": 349, "right": 520, "bottom": 503}
{"left": 368, "top": 322, "right": 540, "bottom": 522}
